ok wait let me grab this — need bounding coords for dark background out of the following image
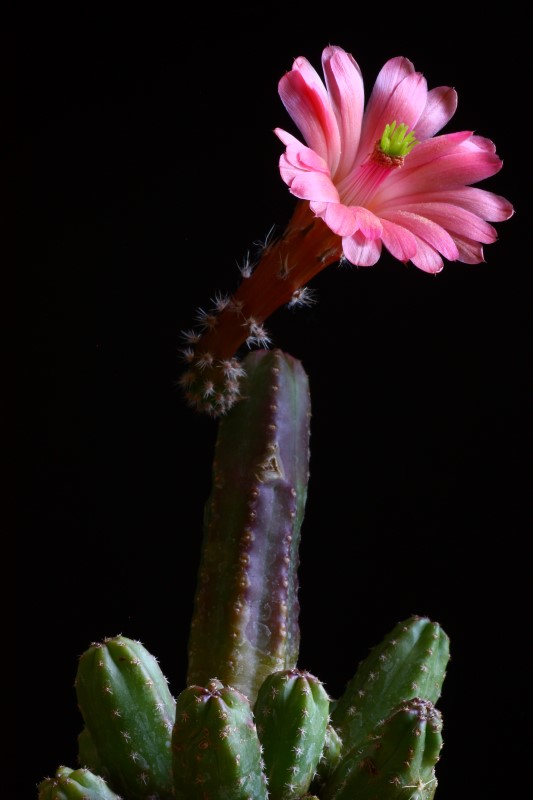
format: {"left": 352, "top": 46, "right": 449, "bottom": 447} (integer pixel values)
{"left": 20, "top": 7, "right": 529, "bottom": 799}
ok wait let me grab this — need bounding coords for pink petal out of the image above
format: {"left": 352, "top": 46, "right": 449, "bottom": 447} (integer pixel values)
{"left": 342, "top": 230, "right": 382, "bottom": 266}
{"left": 379, "top": 186, "right": 514, "bottom": 222}
{"left": 414, "top": 86, "right": 458, "bottom": 140}
{"left": 452, "top": 236, "right": 486, "bottom": 264}
{"left": 382, "top": 209, "right": 460, "bottom": 261}
{"left": 321, "top": 202, "right": 360, "bottom": 236}
{"left": 352, "top": 206, "right": 382, "bottom": 238}
{"left": 280, "top": 140, "right": 330, "bottom": 173}
{"left": 410, "top": 237, "right": 444, "bottom": 273}
{"left": 278, "top": 65, "right": 341, "bottom": 174}
{"left": 380, "top": 218, "right": 418, "bottom": 262}
{"left": 322, "top": 46, "right": 365, "bottom": 181}
{"left": 279, "top": 159, "right": 340, "bottom": 202}
{"left": 358, "top": 59, "right": 426, "bottom": 163}
{"left": 377, "top": 147, "right": 504, "bottom": 202}
{"left": 399, "top": 202, "right": 498, "bottom": 244}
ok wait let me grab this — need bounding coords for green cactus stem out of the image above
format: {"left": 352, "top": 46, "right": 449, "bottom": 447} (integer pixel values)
{"left": 186, "top": 348, "right": 311, "bottom": 704}
{"left": 322, "top": 697, "right": 443, "bottom": 800}
{"left": 253, "top": 668, "right": 330, "bottom": 800}
{"left": 309, "top": 723, "right": 343, "bottom": 793}
{"left": 330, "top": 615, "right": 449, "bottom": 756}
{"left": 74, "top": 635, "right": 175, "bottom": 800}
{"left": 37, "top": 766, "right": 122, "bottom": 800}
{"left": 171, "top": 677, "right": 268, "bottom": 800}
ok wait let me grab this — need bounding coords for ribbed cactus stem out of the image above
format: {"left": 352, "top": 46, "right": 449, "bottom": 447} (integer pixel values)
{"left": 74, "top": 635, "right": 175, "bottom": 800}
{"left": 37, "top": 766, "right": 123, "bottom": 800}
{"left": 171, "top": 678, "right": 268, "bottom": 799}
{"left": 253, "top": 668, "right": 330, "bottom": 800}
{"left": 322, "top": 697, "right": 443, "bottom": 800}
{"left": 186, "top": 349, "right": 311, "bottom": 704}
{"left": 330, "top": 615, "right": 450, "bottom": 756}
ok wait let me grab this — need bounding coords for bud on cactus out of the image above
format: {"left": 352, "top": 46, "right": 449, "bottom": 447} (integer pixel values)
{"left": 187, "top": 348, "right": 311, "bottom": 704}
{"left": 330, "top": 615, "right": 449, "bottom": 756}
{"left": 253, "top": 668, "right": 330, "bottom": 800}
{"left": 74, "top": 635, "right": 175, "bottom": 800}
{"left": 37, "top": 766, "right": 122, "bottom": 800}
{"left": 171, "top": 677, "right": 268, "bottom": 800}
{"left": 322, "top": 697, "right": 443, "bottom": 800}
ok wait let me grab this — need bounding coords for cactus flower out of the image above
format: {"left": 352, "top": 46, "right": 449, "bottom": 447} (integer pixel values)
{"left": 276, "top": 46, "right": 513, "bottom": 272}
{"left": 179, "top": 46, "right": 513, "bottom": 417}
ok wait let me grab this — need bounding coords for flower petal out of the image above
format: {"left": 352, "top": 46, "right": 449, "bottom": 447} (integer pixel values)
{"left": 414, "top": 86, "right": 458, "bottom": 140}
{"left": 452, "top": 236, "right": 486, "bottom": 264}
{"left": 342, "top": 230, "right": 382, "bottom": 266}
{"left": 358, "top": 59, "right": 427, "bottom": 163}
{"left": 399, "top": 202, "right": 498, "bottom": 244}
{"left": 410, "top": 237, "right": 444, "bottom": 273}
{"left": 279, "top": 157, "right": 340, "bottom": 202}
{"left": 380, "top": 218, "right": 418, "bottom": 262}
{"left": 383, "top": 209, "right": 460, "bottom": 261}
{"left": 378, "top": 186, "right": 514, "bottom": 222}
{"left": 278, "top": 61, "right": 341, "bottom": 173}
{"left": 320, "top": 202, "right": 360, "bottom": 236}
{"left": 322, "top": 46, "right": 365, "bottom": 181}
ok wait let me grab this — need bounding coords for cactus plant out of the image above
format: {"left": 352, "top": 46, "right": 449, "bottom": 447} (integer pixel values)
{"left": 186, "top": 348, "right": 311, "bottom": 705}
{"left": 171, "top": 677, "right": 269, "bottom": 799}
{"left": 37, "top": 766, "right": 122, "bottom": 800}
{"left": 74, "top": 635, "right": 175, "bottom": 799}
{"left": 253, "top": 667, "right": 330, "bottom": 800}
{"left": 321, "top": 697, "right": 443, "bottom": 800}
{"left": 34, "top": 38, "right": 513, "bottom": 800}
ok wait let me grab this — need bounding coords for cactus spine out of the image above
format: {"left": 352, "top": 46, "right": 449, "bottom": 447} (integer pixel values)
{"left": 329, "top": 615, "right": 449, "bottom": 756}
{"left": 186, "top": 348, "right": 311, "bottom": 704}
{"left": 171, "top": 677, "right": 268, "bottom": 799}
{"left": 253, "top": 668, "right": 330, "bottom": 800}
{"left": 322, "top": 697, "right": 443, "bottom": 800}
{"left": 37, "top": 766, "right": 122, "bottom": 800}
{"left": 74, "top": 635, "right": 175, "bottom": 799}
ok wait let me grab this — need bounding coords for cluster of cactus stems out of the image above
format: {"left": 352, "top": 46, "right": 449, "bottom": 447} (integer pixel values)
{"left": 38, "top": 349, "right": 450, "bottom": 800}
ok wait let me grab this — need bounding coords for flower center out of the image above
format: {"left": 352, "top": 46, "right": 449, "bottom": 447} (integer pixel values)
{"left": 340, "top": 121, "right": 418, "bottom": 207}
{"left": 373, "top": 121, "right": 418, "bottom": 167}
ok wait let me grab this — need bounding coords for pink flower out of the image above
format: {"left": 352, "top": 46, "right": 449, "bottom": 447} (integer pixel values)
{"left": 275, "top": 46, "right": 513, "bottom": 273}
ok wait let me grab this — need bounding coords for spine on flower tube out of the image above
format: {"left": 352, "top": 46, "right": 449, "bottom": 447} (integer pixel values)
{"left": 171, "top": 678, "right": 268, "bottom": 800}
{"left": 322, "top": 697, "right": 443, "bottom": 800}
{"left": 37, "top": 766, "right": 123, "bottom": 800}
{"left": 74, "top": 635, "right": 175, "bottom": 800}
{"left": 329, "top": 615, "right": 449, "bottom": 757}
{"left": 186, "top": 348, "right": 311, "bottom": 704}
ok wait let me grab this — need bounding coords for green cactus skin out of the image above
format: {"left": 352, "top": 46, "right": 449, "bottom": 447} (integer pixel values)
{"left": 322, "top": 697, "right": 443, "bottom": 800}
{"left": 309, "top": 723, "right": 343, "bottom": 793}
{"left": 74, "top": 635, "right": 176, "bottom": 800}
{"left": 186, "top": 348, "right": 311, "bottom": 704}
{"left": 77, "top": 728, "right": 106, "bottom": 778}
{"left": 253, "top": 668, "right": 330, "bottom": 800}
{"left": 330, "top": 615, "right": 449, "bottom": 757}
{"left": 37, "top": 766, "right": 122, "bottom": 800}
{"left": 171, "top": 677, "right": 268, "bottom": 800}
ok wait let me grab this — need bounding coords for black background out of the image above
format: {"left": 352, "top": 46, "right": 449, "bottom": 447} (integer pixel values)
{"left": 20, "top": 7, "right": 529, "bottom": 799}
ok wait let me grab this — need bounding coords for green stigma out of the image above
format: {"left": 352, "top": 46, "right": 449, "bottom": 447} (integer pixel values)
{"left": 379, "top": 121, "right": 418, "bottom": 157}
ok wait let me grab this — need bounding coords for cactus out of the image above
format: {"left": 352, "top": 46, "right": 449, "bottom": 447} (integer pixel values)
{"left": 329, "top": 615, "right": 450, "bottom": 757}
{"left": 171, "top": 677, "right": 268, "bottom": 800}
{"left": 186, "top": 348, "right": 311, "bottom": 705}
{"left": 321, "top": 697, "right": 443, "bottom": 800}
{"left": 37, "top": 766, "right": 122, "bottom": 800}
{"left": 253, "top": 667, "right": 330, "bottom": 800}
{"left": 74, "top": 635, "right": 175, "bottom": 800}
{"left": 309, "top": 723, "right": 343, "bottom": 793}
